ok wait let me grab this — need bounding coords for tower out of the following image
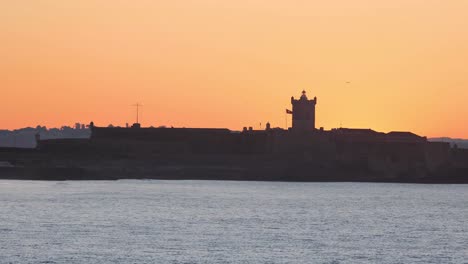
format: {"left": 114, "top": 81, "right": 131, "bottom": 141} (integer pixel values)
{"left": 291, "top": 90, "right": 317, "bottom": 131}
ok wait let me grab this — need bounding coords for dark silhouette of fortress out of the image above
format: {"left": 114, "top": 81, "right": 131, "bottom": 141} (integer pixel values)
{"left": 1, "top": 91, "right": 468, "bottom": 182}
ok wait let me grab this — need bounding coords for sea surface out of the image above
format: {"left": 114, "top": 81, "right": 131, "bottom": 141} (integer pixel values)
{"left": 0, "top": 180, "right": 467, "bottom": 264}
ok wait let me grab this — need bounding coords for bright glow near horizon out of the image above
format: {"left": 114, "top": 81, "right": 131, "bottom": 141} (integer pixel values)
{"left": 1, "top": 1, "right": 468, "bottom": 137}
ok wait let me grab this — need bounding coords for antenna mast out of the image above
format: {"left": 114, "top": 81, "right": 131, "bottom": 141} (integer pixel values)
{"left": 133, "top": 103, "right": 143, "bottom": 124}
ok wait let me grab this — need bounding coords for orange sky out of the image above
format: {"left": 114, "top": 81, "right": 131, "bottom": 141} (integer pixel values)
{"left": 1, "top": 1, "right": 468, "bottom": 137}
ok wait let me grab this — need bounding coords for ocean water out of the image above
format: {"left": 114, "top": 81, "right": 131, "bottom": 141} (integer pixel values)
{"left": 0, "top": 180, "right": 467, "bottom": 264}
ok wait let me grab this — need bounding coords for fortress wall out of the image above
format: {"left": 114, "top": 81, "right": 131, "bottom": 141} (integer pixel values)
{"left": 33, "top": 126, "right": 460, "bottom": 179}
{"left": 91, "top": 129, "right": 270, "bottom": 155}
{"left": 91, "top": 127, "right": 239, "bottom": 154}
{"left": 269, "top": 131, "right": 334, "bottom": 154}
{"left": 451, "top": 148, "right": 468, "bottom": 169}
{"left": 0, "top": 147, "right": 39, "bottom": 164}
{"left": 37, "top": 139, "right": 91, "bottom": 153}
{"left": 336, "top": 141, "right": 427, "bottom": 176}
{"left": 424, "top": 142, "right": 451, "bottom": 172}
{"left": 92, "top": 139, "right": 190, "bottom": 156}
{"left": 91, "top": 127, "right": 231, "bottom": 141}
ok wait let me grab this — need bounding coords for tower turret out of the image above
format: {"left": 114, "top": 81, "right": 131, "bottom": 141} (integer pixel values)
{"left": 290, "top": 90, "right": 317, "bottom": 131}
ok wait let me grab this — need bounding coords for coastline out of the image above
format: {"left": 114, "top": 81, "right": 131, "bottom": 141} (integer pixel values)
{"left": 1, "top": 166, "right": 467, "bottom": 184}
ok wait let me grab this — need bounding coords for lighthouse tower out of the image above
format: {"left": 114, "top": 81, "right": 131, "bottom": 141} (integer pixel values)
{"left": 290, "top": 90, "right": 317, "bottom": 131}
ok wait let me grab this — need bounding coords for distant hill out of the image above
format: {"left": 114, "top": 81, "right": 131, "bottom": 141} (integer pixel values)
{"left": 429, "top": 138, "right": 468, "bottom": 149}
{"left": 0, "top": 124, "right": 91, "bottom": 148}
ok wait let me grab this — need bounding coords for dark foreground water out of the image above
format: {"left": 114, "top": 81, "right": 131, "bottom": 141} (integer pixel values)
{"left": 0, "top": 180, "right": 467, "bottom": 264}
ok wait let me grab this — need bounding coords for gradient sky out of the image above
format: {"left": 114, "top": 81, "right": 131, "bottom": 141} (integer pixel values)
{"left": 1, "top": 0, "right": 468, "bottom": 137}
